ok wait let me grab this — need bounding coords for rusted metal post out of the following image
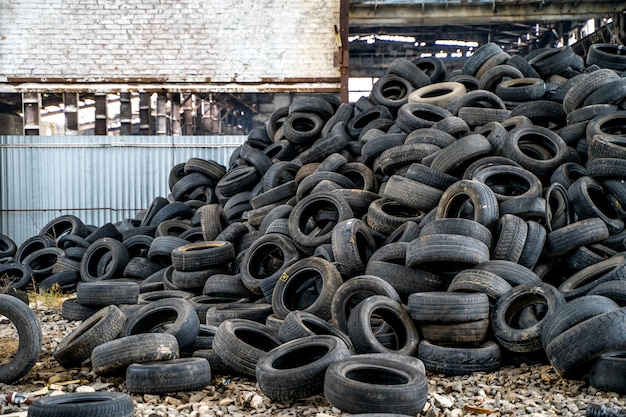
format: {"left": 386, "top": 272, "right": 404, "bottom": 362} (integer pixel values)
{"left": 339, "top": 0, "right": 349, "bottom": 103}
{"left": 182, "top": 94, "right": 194, "bottom": 135}
{"left": 22, "top": 92, "right": 41, "bottom": 135}
{"left": 63, "top": 92, "right": 79, "bottom": 135}
{"left": 94, "top": 93, "right": 108, "bottom": 135}
{"left": 139, "top": 92, "right": 152, "bottom": 135}
{"left": 171, "top": 93, "right": 181, "bottom": 136}
{"left": 120, "top": 92, "right": 132, "bottom": 135}
{"left": 156, "top": 92, "right": 167, "bottom": 135}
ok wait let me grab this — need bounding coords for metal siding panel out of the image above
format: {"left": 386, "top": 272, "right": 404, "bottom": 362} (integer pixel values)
{"left": 0, "top": 135, "right": 246, "bottom": 245}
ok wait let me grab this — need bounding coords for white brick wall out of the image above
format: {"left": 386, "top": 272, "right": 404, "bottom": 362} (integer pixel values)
{"left": 0, "top": 0, "right": 340, "bottom": 84}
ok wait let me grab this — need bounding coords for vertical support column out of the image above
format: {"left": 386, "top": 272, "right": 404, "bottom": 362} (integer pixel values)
{"left": 120, "top": 92, "right": 133, "bottom": 135}
{"left": 171, "top": 93, "right": 181, "bottom": 136}
{"left": 94, "top": 93, "right": 108, "bottom": 135}
{"left": 156, "top": 93, "right": 167, "bottom": 136}
{"left": 339, "top": 0, "right": 349, "bottom": 103}
{"left": 22, "top": 92, "right": 41, "bottom": 135}
{"left": 139, "top": 93, "right": 152, "bottom": 135}
{"left": 182, "top": 94, "right": 194, "bottom": 135}
{"left": 63, "top": 93, "right": 79, "bottom": 135}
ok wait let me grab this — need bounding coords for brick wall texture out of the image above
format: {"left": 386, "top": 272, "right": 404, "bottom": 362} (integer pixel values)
{"left": 0, "top": 0, "right": 340, "bottom": 83}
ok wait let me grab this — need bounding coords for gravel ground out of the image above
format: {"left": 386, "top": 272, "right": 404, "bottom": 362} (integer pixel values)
{"left": 0, "top": 300, "right": 623, "bottom": 417}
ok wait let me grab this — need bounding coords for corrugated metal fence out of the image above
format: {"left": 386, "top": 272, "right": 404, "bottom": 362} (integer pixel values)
{"left": 0, "top": 135, "right": 246, "bottom": 246}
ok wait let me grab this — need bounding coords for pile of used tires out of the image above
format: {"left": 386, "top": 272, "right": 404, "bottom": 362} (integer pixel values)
{"left": 2, "top": 41, "right": 626, "bottom": 414}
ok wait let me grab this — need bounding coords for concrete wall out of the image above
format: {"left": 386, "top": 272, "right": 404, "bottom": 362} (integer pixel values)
{"left": 0, "top": 0, "right": 340, "bottom": 85}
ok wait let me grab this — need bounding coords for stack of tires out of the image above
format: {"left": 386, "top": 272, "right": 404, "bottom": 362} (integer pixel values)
{"left": 4, "top": 41, "right": 626, "bottom": 411}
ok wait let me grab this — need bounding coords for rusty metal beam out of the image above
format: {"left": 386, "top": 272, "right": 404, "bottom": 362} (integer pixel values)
{"left": 349, "top": 1, "right": 626, "bottom": 26}
{"left": 0, "top": 81, "right": 341, "bottom": 94}
{"left": 94, "top": 93, "right": 108, "bottom": 135}
{"left": 22, "top": 92, "right": 40, "bottom": 135}
{"left": 339, "top": 0, "right": 350, "bottom": 103}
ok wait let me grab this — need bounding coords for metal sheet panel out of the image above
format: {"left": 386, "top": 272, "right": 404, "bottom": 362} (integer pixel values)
{"left": 0, "top": 135, "right": 246, "bottom": 246}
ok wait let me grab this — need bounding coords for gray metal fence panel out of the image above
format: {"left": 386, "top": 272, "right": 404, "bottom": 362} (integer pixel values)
{"left": 0, "top": 135, "right": 246, "bottom": 246}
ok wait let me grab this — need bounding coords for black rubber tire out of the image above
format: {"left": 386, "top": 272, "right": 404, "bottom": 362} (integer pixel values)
{"left": 271, "top": 257, "right": 343, "bottom": 320}
{"left": 53, "top": 305, "right": 126, "bottom": 369}
{"left": 589, "top": 352, "right": 626, "bottom": 394}
{"left": 366, "top": 198, "right": 426, "bottom": 235}
{"left": 557, "top": 253, "right": 626, "bottom": 301}
{"left": 376, "top": 144, "right": 441, "bottom": 175}
{"left": 496, "top": 77, "right": 546, "bottom": 101}
{"left": 491, "top": 214, "right": 528, "bottom": 263}
{"left": 546, "top": 217, "right": 610, "bottom": 258}
{"left": 0, "top": 294, "right": 42, "bottom": 384}
{"left": 587, "top": 281, "right": 626, "bottom": 306}
{"left": 518, "top": 220, "right": 547, "bottom": 270}
{"left": 15, "top": 235, "right": 55, "bottom": 264}
{"left": 541, "top": 295, "right": 620, "bottom": 350}
{"left": 39, "top": 215, "right": 88, "bottom": 242}
{"left": 60, "top": 298, "right": 100, "bottom": 321}
{"left": 419, "top": 218, "right": 493, "bottom": 249}
{"left": 80, "top": 238, "right": 130, "bottom": 282}
{"left": 502, "top": 125, "right": 569, "bottom": 182}
{"left": 278, "top": 310, "right": 353, "bottom": 349}
{"left": 491, "top": 282, "right": 566, "bottom": 353}
{"left": 388, "top": 58, "right": 432, "bottom": 88}
{"left": 147, "top": 202, "right": 193, "bottom": 226}
{"left": 212, "top": 318, "right": 282, "bottom": 378}
{"left": 435, "top": 179, "right": 500, "bottom": 231}
{"left": 546, "top": 307, "right": 626, "bottom": 379}
{"left": 126, "top": 357, "right": 211, "bottom": 394}
{"left": 331, "top": 218, "right": 377, "bottom": 275}
{"left": 256, "top": 335, "right": 352, "bottom": 401}
{"left": 462, "top": 43, "right": 503, "bottom": 76}
{"left": 329, "top": 274, "right": 400, "bottom": 333}
{"left": 170, "top": 241, "right": 235, "bottom": 272}
{"left": 567, "top": 176, "right": 625, "bottom": 234}
{"left": 586, "top": 43, "right": 626, "bottom": 71}
{"left": 397, "top": 102, "right": 453, "bottom": 132}
{"left": 408, "top": 292, "right": 490, "bottom": 323}
{"left": 22, "top": 247, "right": 64, "bottom": 281}
{"left": 348, "top": 295, "right": 419, "bottom": 356}
{"left": 323, "top": 353, "right": 428, "bottom": 415}
{"left": 475, "top": 260, "right": 541, "bottom": 286}
{"left": 364, "top": 260, "right": 446, "bottom": 303}
{"left": 91, "top": 333, "right": 179, "bottom": 375}
{"left": 147, "top": 236, "right": 188, "bottom": 266}
{"left": 205, "top": 302, "right": 273, "bottom": 326}
{"left": 282, "top": 112, "right": 324, "bottom": 144}
{"left": 419, "top": 319, "right": 490, "bottom": 344}
{"left": 0, "top": 263, "right": 34, "bottom": 292}
{"left": 184, "top": 157, "right": 226, "bottom": 182}
{"left": 26, "top": 392, "right": 134, "bottom": 417}
{"left": 471, "top": 164, "right": 542, "bottom": 202}
{"left": 405, "top": 234, "right": 490, "bottom": 274}
{"left": 448, "top": 269, "right": 513, "bottom": 303}
{"left": 370, "top": 74, "right": 415, "bottom": 112}
{"left": 76, "top": 281, "right": 139, "bottom": 306}
{"left": 121, "top": 298, "right": 200, "bottom": 349}
{"left": 417, "top": 340, "right": 501, "bottom": 376}
{"left": 288, "top": 192, "right": 354, "bottom": 254}
{"left": 563, "top": 69, "right": 620, "bottom": 113}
